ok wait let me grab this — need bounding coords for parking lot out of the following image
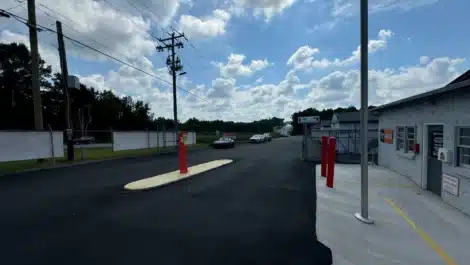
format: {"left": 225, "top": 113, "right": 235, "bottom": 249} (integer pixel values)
{"left": 0, "top": 136, "right": 331, "bottom": 265}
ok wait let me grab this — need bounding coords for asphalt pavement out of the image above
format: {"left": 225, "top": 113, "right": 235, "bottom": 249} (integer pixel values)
{"left": 0, "top": 136, "right": 332, "bottom": 265}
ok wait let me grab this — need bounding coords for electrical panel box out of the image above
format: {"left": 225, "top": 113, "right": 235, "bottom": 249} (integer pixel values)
{"left": 67, "top": 75, "right": 80, "bottom": 89}
{"left": 438, "top": 148, "right": 452, "bottom": 163}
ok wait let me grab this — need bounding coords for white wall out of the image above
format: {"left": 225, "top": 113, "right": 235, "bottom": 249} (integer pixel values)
{"left": 0, "top": 131, "right": 64, "bottom": 162}
{"left": 377, "top": 89, "right": 470, "bottom": 215}
{"left": 112, "top": 131, "right": 197, "bottom": 151}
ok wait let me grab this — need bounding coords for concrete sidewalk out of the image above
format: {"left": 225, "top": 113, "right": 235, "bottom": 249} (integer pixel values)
{"left": 316, "top": 164, "right": 469, "bottom": 265}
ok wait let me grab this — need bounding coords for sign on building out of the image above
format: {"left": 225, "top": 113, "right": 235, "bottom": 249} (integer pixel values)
{"left": 380, "top": 129, "right": 393, "bottom": 144}
{"left": 442, "top": 174, "right": 459, "bottom": 196}
{"left": 298, "top": 116, "right": 320, "bottom": 124}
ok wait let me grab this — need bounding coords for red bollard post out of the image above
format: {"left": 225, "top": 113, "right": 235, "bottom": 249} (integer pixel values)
{"left": 178, "top": 132, "right": 188, "bottom": 174}
{"left": 321, "top": 136, "right": 329, "bottom": 177}
{"left": 326, "top": 137, "right": 336, "bottom": 188}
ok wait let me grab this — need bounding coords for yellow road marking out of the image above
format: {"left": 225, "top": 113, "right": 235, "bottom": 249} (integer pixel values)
{"left": 124, "top": 159, "right": 233, "bottom": 190}
{"left": 385, "top": 198, "right": 457, "bottom": 265}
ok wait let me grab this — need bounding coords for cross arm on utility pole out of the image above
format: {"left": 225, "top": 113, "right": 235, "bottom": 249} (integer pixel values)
{"left": 157, "top": 33, "right": 185, "bottom": 43}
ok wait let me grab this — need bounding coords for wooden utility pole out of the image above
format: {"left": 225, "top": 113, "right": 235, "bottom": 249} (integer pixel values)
{"left": 56, "top": 20, "right": 74, "bottom": 161}
{"left": 156, "top": 32, "right": 186, "bottom": 147}
{"left": 27, "top": 0, "right": 44, "bottom": 130}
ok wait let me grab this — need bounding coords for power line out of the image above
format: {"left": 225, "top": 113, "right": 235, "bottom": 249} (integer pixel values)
{"left": 0, "top": 9, "right": 211, "bottom": 103}
{"left": 36, "top": 3, "right": 135, "bottom": 64}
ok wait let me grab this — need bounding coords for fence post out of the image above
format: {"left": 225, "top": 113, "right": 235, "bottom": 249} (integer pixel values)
{"left": 178, "top": 131, "right": 188, "bottom": 173}
{"left": 110, "top": 127, "right": 114, "bottom": 151}
{"left": 321, "top": 136, "right": 329, "bottom": 177}
{"left": 163, "top": 125, "right": 167, "bottom": 148}
{"left": 48, "top": 125, "right": 55, "bottom": 165}
{"left": 327, "top": 137, "right": 336, "bottom": 188}
{"left": 156, "top": 124, "right": 160, "bottom": 150}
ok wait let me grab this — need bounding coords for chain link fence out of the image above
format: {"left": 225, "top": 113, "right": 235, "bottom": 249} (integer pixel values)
{"left": 308, "top": 128, "right": 379, "bottom": 164}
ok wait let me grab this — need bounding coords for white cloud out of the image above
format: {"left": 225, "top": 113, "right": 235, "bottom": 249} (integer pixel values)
{"left": 178, "top": 9, "right": 231, "bottom": 39}
{"left": 213, "top": 53, "right": 271, "bottom": 78}
{"left": 306, "top": 56, "right": 465, "bottom": 109}
{"left": 229, "top": 0, "right": 297, "bottom": 21}
{"left": 330, "top": 0, "right": 439, "bottom": 17}
{"left": 287, "top": 29, "right": 393, "bottom": 71}
{"left": 254, "top": 77, "right": 264, "bottom": 84}
{"left": 74, "top": 54, "right": 465, "bottom": 123}
{"left": 420, "top": 56, "right": 430, "bottom": 65}
{"left": 207, "top": 77, "right": 236, "bottom": 98}
{"left": 0, "top": 30, "right": 61, "bottom": 72}
{"left": 0, "top": 0, "right": 179, "bottom": 66}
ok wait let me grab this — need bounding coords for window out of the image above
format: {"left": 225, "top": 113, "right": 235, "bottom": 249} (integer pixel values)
{"left": 396, "top": 126, "right": 416, "bottom": 153}
{"left": 397, "top": 127, "right": 405, "bottom": 151}
{"left": 457, "top": 127, "right": 470, "bottom": 169}
{"left": 406, "top": 127, "right": 415, "bottom": 152}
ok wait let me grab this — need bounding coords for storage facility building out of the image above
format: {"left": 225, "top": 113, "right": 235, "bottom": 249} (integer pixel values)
{"left": 373, "top": 71, "right": 470, "bottom": 215}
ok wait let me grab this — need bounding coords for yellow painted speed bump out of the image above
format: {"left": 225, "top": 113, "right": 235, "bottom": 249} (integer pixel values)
{"left": 124, "top": 159, "right": 233, "bottom": 191}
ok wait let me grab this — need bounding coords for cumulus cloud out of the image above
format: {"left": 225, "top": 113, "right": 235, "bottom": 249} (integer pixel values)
{"left": 229, "top": 0, "right": 298, "bottom": 21}
{"left": 287, "top": 29, "right": 393, "bottom": 71}
{"left": 307, "top": 56, "right": 465, "bottom": 109}
{"left": 329, "top": 0, "right": 439, "bottom": 17}
{"left": 0, "top": 0, "right": 179, "bottom": 65}
{"left": 178, "top": 9, "right": 231, "bottom": 39}
{"left": 0, "top": 30, "right": 61, "bottom": 72}
{"left": 212, "top": 53, "right": 271, "bottom": 78}
{"left": 74, "top": 54, "right": 464, "bottom": 122}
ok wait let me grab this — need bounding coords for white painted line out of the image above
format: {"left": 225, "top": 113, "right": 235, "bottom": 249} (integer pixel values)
{"left": 124, "top": 159, "right": 234, "bottom": 191}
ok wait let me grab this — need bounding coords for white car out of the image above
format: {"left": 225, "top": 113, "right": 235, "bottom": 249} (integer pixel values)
{"left": 249, "top": 134, "right": 266, "bottom": 144}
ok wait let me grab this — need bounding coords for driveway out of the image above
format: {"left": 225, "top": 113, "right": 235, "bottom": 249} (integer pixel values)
{"left": 0, "top": 136, "right": 332, "bottom": 265}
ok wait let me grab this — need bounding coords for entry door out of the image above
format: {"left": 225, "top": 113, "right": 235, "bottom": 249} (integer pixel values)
{"left": 427, "top": 125, "right": 443, "bottom": 196}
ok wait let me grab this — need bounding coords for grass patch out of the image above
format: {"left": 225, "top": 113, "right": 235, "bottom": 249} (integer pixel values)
{"left": 0, "top": 144, "right": 205, "bottom": 175}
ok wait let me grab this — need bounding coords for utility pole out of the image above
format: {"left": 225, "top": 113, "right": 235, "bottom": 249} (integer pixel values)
{"left": 355, "top": 0, "right": 373, "bottom": 224}
{"left": 156, "top": 32, "right": 186, "bottom": 148}
{"left": 27, "top": 0, "right": 44, "bottom": 130}
{"left": 56, "top": 20, "right": 74, "bottom": 161}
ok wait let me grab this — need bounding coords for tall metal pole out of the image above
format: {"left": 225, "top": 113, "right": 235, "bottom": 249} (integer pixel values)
{"left": 355, "top": 0, "right": 374, "bottom": 224}
{"left": 56, "top": 21, "right": 74, "bottom": 161}
{"left": 170, "top": 33, "right": 179, "bottom": 144}
{"left": 27, "top": 0, "right": 44, "bottom": 130}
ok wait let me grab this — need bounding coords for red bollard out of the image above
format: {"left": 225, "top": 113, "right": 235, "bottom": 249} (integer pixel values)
{"left": 321, "top": 136, "right": 329, "bottom": 178}
{"left": 178, "top": 132, "right": 188, "bottom": 174}
{"left": 326, "top": 137, "right": 336, "bottom": 188}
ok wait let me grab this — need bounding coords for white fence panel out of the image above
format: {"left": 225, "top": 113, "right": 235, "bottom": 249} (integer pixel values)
{"left": 0, "top": 131, "right": 64, "bottom": 162}
{"left": 188, "top": 132, "right": 196, "bottom": 144}
{"left": 113, "top": 131, "right": 197, "bottom": 151}
{"left": 149, "top": 132, "right": 158, "bottom": 148}
{"left": 164, "top": 132, "right": 177, "bottom": 147}
{"left": 112, "top": 131, "right": 148, "bottom": 151}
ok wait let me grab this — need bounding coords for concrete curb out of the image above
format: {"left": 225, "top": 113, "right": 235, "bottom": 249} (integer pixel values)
{"left": 0, "top": 147, "right": 210, "bottom": 178}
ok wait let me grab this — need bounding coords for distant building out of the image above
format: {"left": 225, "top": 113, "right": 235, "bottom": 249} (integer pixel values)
{"left": 330, "top": 111, "right": 379, "bottom": 130}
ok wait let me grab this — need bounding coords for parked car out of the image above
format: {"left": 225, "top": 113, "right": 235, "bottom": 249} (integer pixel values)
{"left": 263, "top": 133, "right": 272, "bottom": 142}
{"left": 249, "top": 134, "right": 265, "bottom": 144}
{"left": 73, "top": 136, "right": 95, "bottom": 144}
{"left": 212, "top": 137, "right": 235, "bottom": 148}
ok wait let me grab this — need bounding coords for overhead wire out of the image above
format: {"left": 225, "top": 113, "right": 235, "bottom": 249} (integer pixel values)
{"left": 0, "top": 9, "right": 212, "bottom": 103}
{"left": 36, "top": 2, "right": 136, "bottom": 64}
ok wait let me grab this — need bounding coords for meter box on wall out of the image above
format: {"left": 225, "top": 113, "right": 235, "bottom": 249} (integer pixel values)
{"left": 438, "top": 148, "right": 452, "bottom": 163}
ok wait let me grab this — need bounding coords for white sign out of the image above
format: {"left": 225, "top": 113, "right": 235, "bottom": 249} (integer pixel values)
{"left": 298, "top": 116, "right": 320, "bottom": 124}
{"left": 442, "top": 174, "right": 459, "bottom": 196}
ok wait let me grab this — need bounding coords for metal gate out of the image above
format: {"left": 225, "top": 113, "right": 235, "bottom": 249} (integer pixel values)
{"left": 308, "top": 128, "right": 379, "bottom": 164}
{"left": 302, "top": 124, "right": 322, "bottom": 162}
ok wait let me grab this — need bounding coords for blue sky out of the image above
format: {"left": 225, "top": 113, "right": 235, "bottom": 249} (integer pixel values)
{"left": 1, "top": 0, "right": 469, "bottom": 121}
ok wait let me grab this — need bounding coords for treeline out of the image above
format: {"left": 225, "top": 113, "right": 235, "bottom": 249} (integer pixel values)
{"left": 0, "top": 43, "right": 284, "bottom": 134}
